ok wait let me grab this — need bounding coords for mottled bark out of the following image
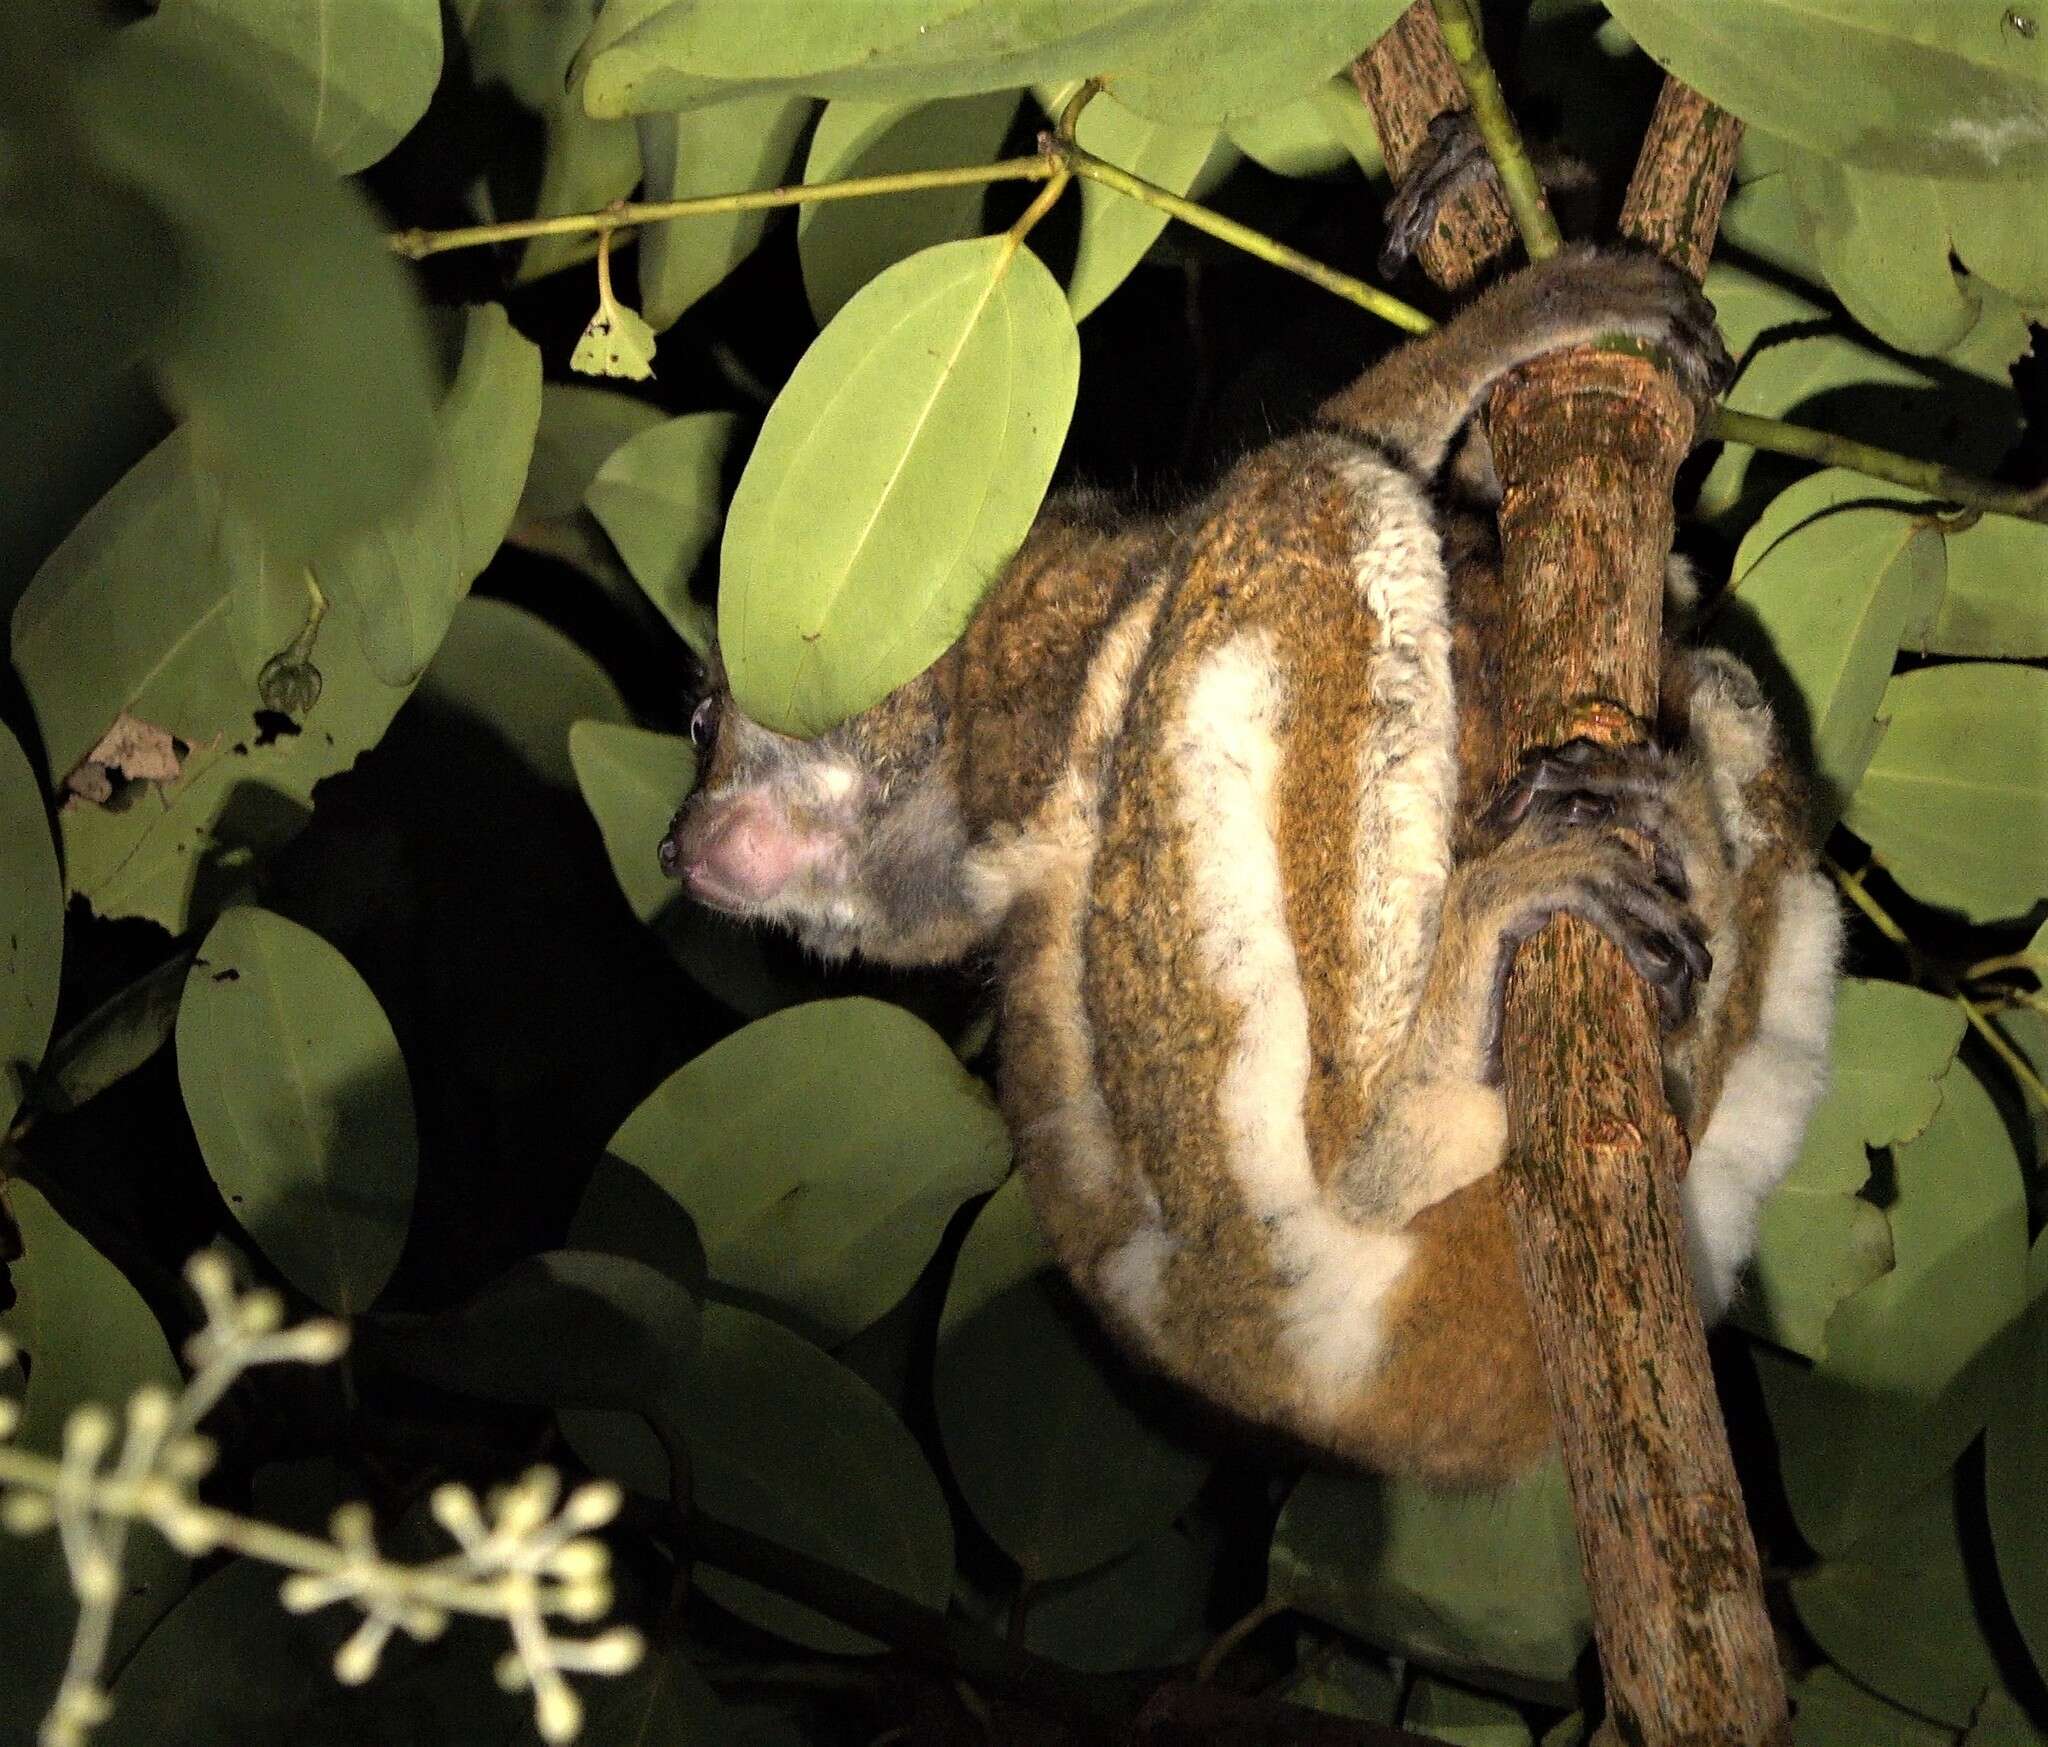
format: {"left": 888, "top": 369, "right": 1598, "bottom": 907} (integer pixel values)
{"left": 1351, "top": 10, "right": 1785, "bottom": 1741}
{"left": 1352, "top": 3, "right": 1515, "bottom": 289}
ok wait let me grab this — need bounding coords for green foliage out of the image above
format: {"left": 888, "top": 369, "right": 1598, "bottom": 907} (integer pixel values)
{"left": 1271, "top": 1457, "right": 1590, "bottom": 1692}
{"left": 0, "top": 1184, "right": 192, "bottom": 1725}
{"left": 935, "top": 1177, "right": 1210, "bottom": 1582}
{"left": 719, "top": 234, "right": 1079, "bottom": 736}
{"left": 578, "top": 998, "right": 1009, "bottom": 1341}
{"left": 177, "top": 907, "right": 417, "bottom": 1315}
{"left": 5, "top": 3, "right": 2048, "bottom": 1743}
{"left": 0, "top": 723, "right": 62, "bottom": 1135}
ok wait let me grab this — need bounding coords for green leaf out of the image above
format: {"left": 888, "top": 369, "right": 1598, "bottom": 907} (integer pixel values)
{"left": 138, "top": 0, "right": 441, "bottom": 173}
{"left": 34, "top": 953, "right": 194, "bottom": 1118}
{"left": 10, "top": 307, "right": 539, "bottom": 931}
{"left": 1104, "top": 0, "right": 1406, "bottom": 125}
{"left": 1226, "top": 79, "right": 1384, "bottom": 178}
{"left": 1601, "top": 0, "right": 2048, "bottom": 181}
{"left": 574, "top": 997, "right": 1009, "bottom": 1340}
{"left": 465, "top": 0, "right": 642, "bottom": 283}
{"left": 799, "top": 92, "right": 1022, "bottom": 325}
{"left": 523, "top": 385, "right": 670, "bottom": 525}
{"left": 1039, "top": 85, "right": 1229, "bottom": 319}
{"left": 1696, "top": 264, "right": 2027, "bottom": 530}
{"left": 1716, "top": 483, "right": 1944, "bottom": 829}
{"left": 573, "top": 0, "right": 1168, "bottom": 115}
{"left": 585, "top": 412, "right": 737, "bottom": 654}
{"left": 1756, "top": 1065, "right": 2029, "bottom": 1555}
{"left": 934, "top": 1177, "right": 1209, "bottom": 1582}
{"left": 422, "top": 597, "right": 630, "bottom": 790}
{"left": 321, "top": 305, "right": 545, "bottom": 685}
{"left": 1784, "top": 147, "right": 1978, "bottom": 354}
{"left": 1791, "top": 1472, "right": 1997, "bottom": 1728}
{"left": 176, "top": 907, "right": 417, "bottom": 1315}
{"left": 370, "top": 1250, "right": 702, "bottom": 1463}
{"left": 74, "top": 29, "right": 439, "bottom": 556}
{"left": 1946, "top": 175, "right": 2048, "bottom": 309}
{"left": 1919, "top": 516, "right": 2048, "bottom": 659}
{"left": 1719, "top": 134, "right": 1827, "bottom": 287}
{"left": 1986, "top": 1237, "right": 2048, "bottom": 1691}
{"left": 1962, "top": 1685, "right": 2048, "bottom": 1747}
{"left": 1270, "top": 1456, "right": 1590, "bottom": 1692}
{"left": 572, "top": 286, "right": 660, "bottom": 381}
{"left": 1016, "top": 1526, "right": 1214, "bottom": 1673}
{"left": 1843, "top": 663, "right": 2048, "bottom": 923}
{"left": 1739, "top": 978, "right": 1964, "bottom": 1359}
{"left": 636, "top": 94, "right": 815, "bottom": 331}
{"left": 0, "top": 722, "right": 62, "bottom": 1134}
{"left": 0, "top": 1182, "right": 190, "bottom": 1720}
{"left": 565, "top": 1304, "right": 954, "bottom": 1654}
{"left": 1401, "top": 1675, "right": 1534, "bottom": 1747}
{"left": 575, "top": 1646, "right": 732, "bottom": 1747}
{"left": 565, "top": 720, "right": 824, "bottom": 1017}
{"left": 1281, "top": 1636, "right": 1400, "bottom": 1724}
{"left": 1789, "top": 1668, "right": 1956, "bottom": 1746}
{"left": 721, "top": 234, "right": 1079, "bottom": 737}
{"left": 100, "top": 1556, "right": 533, "bottom": 1747}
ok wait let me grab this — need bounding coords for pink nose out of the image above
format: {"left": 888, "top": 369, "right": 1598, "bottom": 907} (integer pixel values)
{"left": 683, "top": 797, "right": 809, "bottom": 906}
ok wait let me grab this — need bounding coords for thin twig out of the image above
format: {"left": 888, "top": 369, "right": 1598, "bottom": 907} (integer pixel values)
{"left": 1428, "top": 0, "right": 1561, "bottom": 257}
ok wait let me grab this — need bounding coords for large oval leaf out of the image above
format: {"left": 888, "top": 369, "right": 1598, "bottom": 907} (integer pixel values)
{"left": 10, "top": 307, "right": 539, "bottom": 932}
{"left": 573, "top": 997, "right": 1008, "bottom": 1339}
{"left": 0, "top": 1182, "right": 190, "bottom": 1723}
{"left": 1739, "top": 978, "right": 1964, "bottom": 1360}
{"left": 1103, "top": 0, "right": 1403, "bottom": 125}
{"left": 584, "top": 411, "right": 736, "bottom": 656}
{"left": 1843, "top": 663, "right": 2048, "bottom": 923}
{"left": 720, "top": 234, "right": 1079, "bottom": 737}
{"left": 565, "top": 1304, "right": 954, "bottom": 1654}
{"left": 73, "top": 29, "right": 439, "bottom": 556}
{"left": 370, "top": 1249, "right": 702, "bottom": 1463}
{"left": 636, "top": 94, "right": 814, "bottom": 332}
{"left": 575, "top": 0, "right": 1169, "bottom": 116}
{"left": 1919, "top": 515, "right": 2048, "bottom": 659}
{"left": 1791, "top": 1474, "right": 1997, "bottom": 1729}
{"left": 799, "top": 92, "right": 1022, "bottom": 325}
{"left": 1716, "top": 483, "right": 1944, "bottom": 830}
{"left": 1039, "top": 84, "right": 1228, "bottom": 320}
{"left": 934, "top": 1176, "right": 1209, "bottom": 1582}
{"left": 1986, "top": 1237, "right": 2048, "bottom": 1687}
{"left": 319, "top": 305, "right": 546, "bottom": 686}
{"left": 177, "top": 906, "right": 417, "bottom": 1315}
{"left": 1784, "top": 147, "right": 1979, "bottom": 355}
{"left": 1756, "top": 1065, "right": 2029, "bottom": 1555}
{"left": 1697, "top": 264, "right": 2028, "bottom": 531}
{"left": 0, "top": 722, "right": 62, "bottom": 1135}
{"left": 1225, "top": 79, "right": 1384, "bottom": 179}
{"left": 1604, "top": 0, "right": 2048, "bottom": 181}
{"left": 138, "top": 0, "right": 441, "bottom": 174}
{"left": 1270, "top": 1455, "right": 1590, "bottom": 1692}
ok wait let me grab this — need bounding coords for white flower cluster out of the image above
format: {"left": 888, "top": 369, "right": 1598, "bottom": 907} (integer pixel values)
{"left": 0, "top": 1251, "right": 643, "bottom": 1747}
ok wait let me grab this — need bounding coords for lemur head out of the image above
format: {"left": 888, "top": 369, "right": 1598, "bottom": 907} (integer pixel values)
{"left": 659, "top": 653, "right": 994, "bottom": 967}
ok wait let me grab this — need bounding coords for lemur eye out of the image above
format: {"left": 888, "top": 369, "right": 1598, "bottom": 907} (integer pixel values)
{"left": 689, "top": 696, "right": 720, "bottom": 750}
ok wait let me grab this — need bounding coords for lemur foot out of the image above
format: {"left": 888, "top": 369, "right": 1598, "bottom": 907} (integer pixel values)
{"left": 1492, "top": 247, "right": 1736, "bottom": 414}
{"left": 1477, "top": 740, "right": 1712, "bottom": 1079}
{"left": 1380, "top": 110, "right": 1492, "bottom": 279}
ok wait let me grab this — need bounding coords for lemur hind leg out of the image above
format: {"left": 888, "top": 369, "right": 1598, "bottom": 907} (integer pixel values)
{"left": 1341, "top": 740, "right": 1716, "bottom": 1228}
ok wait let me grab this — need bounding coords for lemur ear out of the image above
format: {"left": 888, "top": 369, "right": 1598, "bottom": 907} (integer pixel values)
{"left": 678, "top": 791, "right": 842, "bottom": 907}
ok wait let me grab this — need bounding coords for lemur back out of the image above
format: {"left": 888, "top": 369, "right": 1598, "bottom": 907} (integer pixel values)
{"left": 665, "top": 249, "right": 1841, "bottom": 1483}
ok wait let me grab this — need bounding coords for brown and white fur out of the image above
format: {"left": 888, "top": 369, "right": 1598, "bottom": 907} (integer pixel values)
{"left": 663, "top": 248, "right": 1840, "bottom": 1484}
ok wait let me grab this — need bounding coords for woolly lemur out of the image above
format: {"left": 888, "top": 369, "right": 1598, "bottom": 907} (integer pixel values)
{"left": 662, "top": 248, "right": 1840, "bottom": 1483}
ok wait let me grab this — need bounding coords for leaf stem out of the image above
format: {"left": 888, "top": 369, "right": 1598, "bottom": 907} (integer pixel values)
{"left": 1428, "top": 0, "right": 1561, "bottom": 258}
{"left": 387, "top": 158, "right": 1061, "bottom": 262}
{"left": 1047, "top": 136, "right": 1433, "bottom": 333}
{"left": 1824, "top": 855, "right": 2048, "bottom": 1113}
{"left": 1710, "top": 408, "right": 2048, "bottom": 523}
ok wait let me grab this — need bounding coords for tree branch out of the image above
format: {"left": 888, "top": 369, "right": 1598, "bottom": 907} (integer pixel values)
{"left": 1360, "top": 5, "right": 1789, "bottom": 1740}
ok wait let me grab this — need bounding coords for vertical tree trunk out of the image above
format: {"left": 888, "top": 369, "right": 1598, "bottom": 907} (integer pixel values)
{"left": 1356, "top": 8, "right": 1785, "bottom": 1741}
